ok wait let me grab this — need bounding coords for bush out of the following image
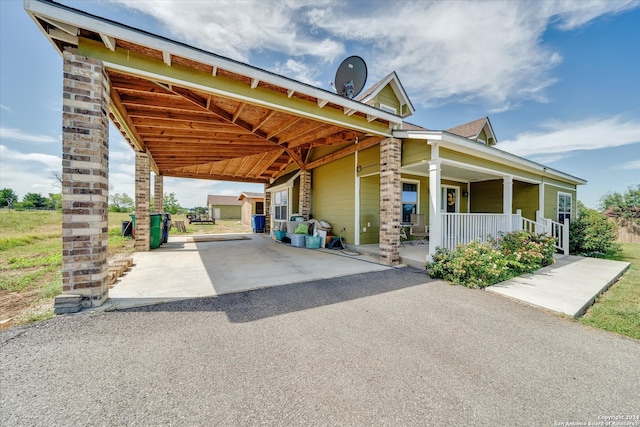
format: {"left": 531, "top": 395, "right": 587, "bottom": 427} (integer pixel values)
{"left": 570, "top": 201, "right": 621, "bottom": 258}
{"left": 426, "top": 230, "right": 557, "bottom": 288}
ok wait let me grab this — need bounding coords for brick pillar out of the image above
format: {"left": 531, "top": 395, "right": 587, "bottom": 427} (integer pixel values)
{"left": 379, "top": 137, "right": 401, "bottom": 266}
{"left": 135, "top": 151, "right": 150, "bottom": 251}
{"left": 154, "top": 174, "right": 163, "bottom": 212}
{"left": 299, "top": 170, "right": 311, "bottom": 220}
{"left": 264, "top": 185, "right": 271, "bottom": 234}
{"left": 58, "top": 49, "right": 110, "bottom": 311}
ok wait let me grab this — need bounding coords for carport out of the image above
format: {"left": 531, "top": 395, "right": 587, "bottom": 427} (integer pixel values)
{"left": 25, "top": 0, "right": 402, "bottom": 311}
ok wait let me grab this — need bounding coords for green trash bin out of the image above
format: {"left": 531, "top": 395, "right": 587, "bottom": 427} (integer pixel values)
{"left": 129, "top": 214, "right": 136, "bottom": 237}
{"left": 150, "top": 213, "right": 162, "bottom": 249}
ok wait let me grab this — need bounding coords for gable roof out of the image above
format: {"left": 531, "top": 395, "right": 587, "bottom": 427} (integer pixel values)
{"left": 237, "top": 192, "right": 264, "bottom": 201}
{"left": 402, "top": 122, "right": 429, "bottom": 131}
{"left": 446, "top": 117, "right": 497, "bottom": 145}
{"left": 357, "top": 72, "right": 415, "bottom": 118}
{"left": 207, "top": 195, "right": 242, "bottom": 206}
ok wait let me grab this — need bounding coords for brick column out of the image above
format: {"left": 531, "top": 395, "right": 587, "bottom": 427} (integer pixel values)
{"left": 379, "top": 137, "right": 401, "bottom": 266}
{"left": 264, "top": 184, "right": 271, "bottom": 234}
{"left": 135, "top": 151, "right": 150, "bottom": 251}
{"left": 58, "top": 49, "right": 110, "bottom": 311}
{"left": 299, "top": 170, "right": 311, "bottom": 220}
{"left": 154, "top": 174, "right": 163, "bottom": 212}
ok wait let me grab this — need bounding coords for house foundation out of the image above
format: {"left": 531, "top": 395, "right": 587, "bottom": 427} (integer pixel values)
{"left": 58, "top": 49, "right": 110, "bottom": 310}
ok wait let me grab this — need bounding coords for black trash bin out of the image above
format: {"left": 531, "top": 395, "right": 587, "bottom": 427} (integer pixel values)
{"left": 162, "top": 213, "right": 171, "bottom": 243}
{"left": 121, "top": 220, "right": 132, "bottom": 237}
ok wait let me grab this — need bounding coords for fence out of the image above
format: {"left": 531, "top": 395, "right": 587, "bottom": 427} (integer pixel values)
{"left": 610, "top": 218, "right": 640, "bottom": 243}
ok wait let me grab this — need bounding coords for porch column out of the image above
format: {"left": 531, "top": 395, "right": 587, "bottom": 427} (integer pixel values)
{"left": 264, "top": 184, "right": 271, "bottom": 234}
{"left": 299, "top": 170, "right": 311, "bottom": 220}
{"left": 379, "top": 137, "right": 401, "bottom": 266}
{"left": 503, "top": 175, "right": 513, "bottom": 214}
{"left": 135, "top": 151, "right": 151, "bottom": 251}
{"left": 154, "top": 174, "right": 163, "bottom": 212}
{"left": 58, "top": 49, "right": 110, "bottom": 311}
{"left": 428, "top": 159, "right": 442, "bottom": 257}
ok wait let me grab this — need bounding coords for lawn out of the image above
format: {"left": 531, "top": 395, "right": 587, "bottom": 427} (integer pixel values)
{"left": 580, "top": 243, "right": 640, "bottom": 340}
{"left": 0, "top": 210, "right": 251, "bottom": 330}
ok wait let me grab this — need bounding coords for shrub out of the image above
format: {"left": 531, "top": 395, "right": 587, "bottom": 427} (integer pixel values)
{"left": 427, "top": 230, "right": 557, "bottom": 289}
{"left": 570, "top": 201, "right": 621, "bottom": 258}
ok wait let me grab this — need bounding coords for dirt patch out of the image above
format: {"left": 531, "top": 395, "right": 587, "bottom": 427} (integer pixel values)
{"left": 0, "top": 288, "right": 41, "bottom": 331}
{"left": 186, "top": 236, "right": 251, "bottom": 243}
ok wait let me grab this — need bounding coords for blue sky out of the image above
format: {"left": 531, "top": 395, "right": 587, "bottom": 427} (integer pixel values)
{"left": 1, "top": 0, "right": 639, "bottom": 209}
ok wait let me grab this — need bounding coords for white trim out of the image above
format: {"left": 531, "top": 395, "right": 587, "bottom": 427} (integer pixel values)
{"left": 401, "top": 179, "right": 420, "bottom": 222}
{"left": 267, "top": 171, "right": 300, "bottom": 193}
{"left": 557, "top": 191, "right": 573, "bottom": 223}
{"left": 542, "top": 181, "right": 578, "bottom": 191}
{"left": 539, "top": 178, "right": 545, "bottom": 217}
{"left": 503, "top": 175, "right": 513, "bottom": 215}
{"left": 393, "top": 130, "right": 585, "bottom": 186}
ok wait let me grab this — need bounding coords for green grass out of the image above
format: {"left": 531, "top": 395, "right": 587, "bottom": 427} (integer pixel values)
{"left": 580, "top": 243, "right": 640, "bottom": 340}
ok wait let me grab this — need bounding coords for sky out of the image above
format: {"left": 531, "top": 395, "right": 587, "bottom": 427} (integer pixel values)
{"left": 1, "top": 0, "right": 639, "bottom": 209}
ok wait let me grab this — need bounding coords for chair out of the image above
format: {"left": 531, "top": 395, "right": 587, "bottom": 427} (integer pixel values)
{"left": 399, "top": 225, "right": 409, "bottom": 247}
{"left": 410, "top": 214, "right": 429, "bottom": 245}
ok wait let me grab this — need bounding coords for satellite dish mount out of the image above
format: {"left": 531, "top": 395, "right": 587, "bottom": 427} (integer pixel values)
{"left": 334, "top": 56, "right": 367, "bottom": 99}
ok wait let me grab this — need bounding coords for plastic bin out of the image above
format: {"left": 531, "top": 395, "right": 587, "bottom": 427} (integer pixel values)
{"left": 121, "top": 221, "right": 132, "bottom": 237}
{"left": 150, "top": 213, "right": 162, "bottom": 249}
{"left": 306, "top": 236, "right": 321, "bottom": 249}
{"left": 161, "top": 213, "right": 171, "bottom": 243}
{"left": 129, "top": 214, "right": 136, "bottom": 237}
{"left": 252, "top": 214, "right": 265, "bottom": 233}
{"left": 275, "top": 230, "right": 286, "bottom": 241}
{"left": 290, "top": 234, "right": 306, "bottom": 247}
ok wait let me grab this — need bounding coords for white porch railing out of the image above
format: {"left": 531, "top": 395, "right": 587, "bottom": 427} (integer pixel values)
{"left": 439, "top": 210, "right": 569, "bottom": 255}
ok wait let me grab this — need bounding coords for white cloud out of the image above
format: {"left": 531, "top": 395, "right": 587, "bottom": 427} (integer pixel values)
{"left": 620, "top": 159, "right": 640, "bottom": 170}
{"left": 0, "top": 127, "right": 59, "bottom": 144}
{"left": 499, "top": 116, "right": 640, "bottom": 157}
{"left": 0, "top": 104, "right": 9, "bottom": 111}
{"left": 112, "top": 0, "right": 638, "bottom": 109}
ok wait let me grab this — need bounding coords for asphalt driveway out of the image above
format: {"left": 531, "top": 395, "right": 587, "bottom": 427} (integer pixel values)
{"left": 1, "top": 268, "right": 639, "bottom": 426}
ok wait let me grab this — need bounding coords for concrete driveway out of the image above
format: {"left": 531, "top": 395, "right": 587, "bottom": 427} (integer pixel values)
{"left": 2, "top": 268, "right": 638, "bottom": 426}
{"left": 107, "top": 234, "right": 390, "bottom": 309}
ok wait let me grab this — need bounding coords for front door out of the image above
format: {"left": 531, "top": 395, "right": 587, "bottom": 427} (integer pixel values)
{"left": 441, "top": 186, "right": 459, "bottom": 213}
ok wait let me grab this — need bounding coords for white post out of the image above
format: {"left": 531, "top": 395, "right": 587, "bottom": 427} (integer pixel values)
{"left": 428, "top": 159, "right": 442, "bottom": 257}
{"left": 516, "top": 209, "right": 522, "bottom": 232}
{"left": 503, "top": 175, "right": 513, "bottom": 215}
{"left": 563, "top": 218, "right": 570, "bottom": 255}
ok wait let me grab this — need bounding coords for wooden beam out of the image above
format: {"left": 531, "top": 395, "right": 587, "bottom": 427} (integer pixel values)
{"left": 252, "top": 110, "right": 277, "bottom": 132}
{"left": 286, "top": 148, "right": 306, "bottom": 171}
{"left": 100, "top": 34, "right": 116, "bottom": 51}
{"left": 306, "top": 136, "right": 383, "bottom": 170}
{"left": 163, "top": 51, "right": 172, "bottom": 66}
{"left": 232, "top": 102, "right": 246, "bottom": 123}
{"left": 266, "top": 116, "right": 301, "bottom": 140}
{"left": 109, "top": 87, "right": 145, "bottom": 152}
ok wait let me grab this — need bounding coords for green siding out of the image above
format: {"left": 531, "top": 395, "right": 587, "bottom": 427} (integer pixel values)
{"left": 212, "top": 205, "right": 241, "bottom": 219}
{"left": 513, "top": 181, "right": 539, "bottom": 220}
{"left": 544, "top": 185, "right": 577, "bottom": 222}
{"left": 312, "top": 155, "right": 356, "bottom": 244}
{"left": 470, "top": 180, "right": 503, "bottom": 213}
{"left": 402, "top": 139, "right": 431, "bottom": 166}
{"left": 309, "top": 142, "right": 350, "bottom": 162}
{"left": 357, "top": 144, "right": 381, "bottom": 176}
{"left": 374, "top": 85, "right": 401, "bottom": 113}
{"left": 359, "top": 175, "right": 380, "bottom": 244}
{"left": 441, "top": 148, "right": 540, "bottom": 182}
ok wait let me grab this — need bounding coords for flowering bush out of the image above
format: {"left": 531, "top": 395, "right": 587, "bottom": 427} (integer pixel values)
{"left": 426, "top": 231, "right": 556, "bottom": 288}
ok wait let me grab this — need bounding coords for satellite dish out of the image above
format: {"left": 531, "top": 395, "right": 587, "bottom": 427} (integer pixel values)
{"left": 334, "top": 56, "right": 367, "bottom": 99}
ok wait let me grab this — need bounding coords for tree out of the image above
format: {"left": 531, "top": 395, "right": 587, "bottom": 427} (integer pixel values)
{"left": 599, "top": 184, "right": 640, "bottom": 218}
{"left": 163, "top": 192, "right": 182, "bottom": 214}
{"left": 46, "top": 193, "right": 62, "bottom": 210}
{"left": 23, "top": 192, "right": 47, "bottom": 209}
{"left": 570, "top": 201, "right": 621, "bottom": 258}
{"left": 0, "top": 188, "right": 19, "bottom": 207}
{"left": 109, "top": 193, "right": 134, "bottom": 212}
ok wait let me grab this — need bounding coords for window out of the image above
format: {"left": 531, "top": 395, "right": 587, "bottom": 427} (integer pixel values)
{"left": 379, "top": 103, "right": 397, "bottom": 114}
{"left": 402, "top": 183, "right": 417, "bottom": 223}
{"left": 255, "top": 201, "right": 264, "bottom": 215}
{"left": 441, "top": 186, "right": 459, "bottom": 213}
{"left": 558, "top": 192, "right": 572, "bottom": 223}
{"left": 274, "top": 190, "right": 288, "bottom": 221}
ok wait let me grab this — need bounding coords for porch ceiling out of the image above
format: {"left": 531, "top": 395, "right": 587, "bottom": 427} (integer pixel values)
{"left": 402, "top": 162, "right": 499, "bottom": 183}
{"left": 27, "top": 0, "right": 396, "bottom": 184}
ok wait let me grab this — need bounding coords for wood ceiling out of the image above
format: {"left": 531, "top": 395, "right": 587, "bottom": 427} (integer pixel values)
{"left": 27, "top": 0, "right": 394, "bottom": 184}
{"left": 108, "top": 69, "right": 376, "bottom": 184}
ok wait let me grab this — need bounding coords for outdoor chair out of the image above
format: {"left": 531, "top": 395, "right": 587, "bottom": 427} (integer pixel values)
{"left": 410, "top": 214, "right": 429, "bottom": 245}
